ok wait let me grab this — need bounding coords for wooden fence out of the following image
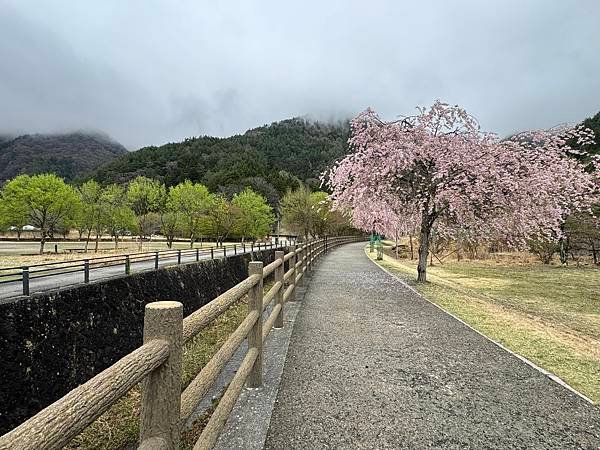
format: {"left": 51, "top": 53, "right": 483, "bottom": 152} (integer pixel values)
{"left": 0, "top": 236, "right": 361, "bottom": 450}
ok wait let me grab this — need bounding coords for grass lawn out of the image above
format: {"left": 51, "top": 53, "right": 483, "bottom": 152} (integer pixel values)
{"left": 0, "top": 240, "right": 236, "bottom": 264}
{"left": 366, "top": 245, "right": 600, "bottom": 403}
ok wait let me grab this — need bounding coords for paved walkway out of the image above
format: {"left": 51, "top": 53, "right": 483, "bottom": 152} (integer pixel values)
{"left": 264, "top": 242, "right": 600, "bottom": 449}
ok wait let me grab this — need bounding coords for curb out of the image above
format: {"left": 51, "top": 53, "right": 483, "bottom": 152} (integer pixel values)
{"left": 363, "top": 246, "right": 595, "bottom": 405}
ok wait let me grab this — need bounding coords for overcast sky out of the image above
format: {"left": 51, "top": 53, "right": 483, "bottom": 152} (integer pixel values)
{"left": 1, "top": 1, "right": 599, "bottom": 149}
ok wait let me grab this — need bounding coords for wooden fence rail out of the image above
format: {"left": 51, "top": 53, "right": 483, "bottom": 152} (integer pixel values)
{"left": 0, "top": 236, "right": 362, "bottom": 450}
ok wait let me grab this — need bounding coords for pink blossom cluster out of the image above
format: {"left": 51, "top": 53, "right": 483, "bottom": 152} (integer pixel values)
{"left": 326, "top": 101, "right": 599, "bottom": 248}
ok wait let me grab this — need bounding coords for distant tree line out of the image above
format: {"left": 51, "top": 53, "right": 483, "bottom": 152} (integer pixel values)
{"left": 0, "top": 173, "right": 353, "bottom": 254}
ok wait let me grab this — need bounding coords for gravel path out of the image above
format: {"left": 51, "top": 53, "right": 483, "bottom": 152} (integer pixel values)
{"left": 264, "top": 242, "right": 600, "bottom": 449}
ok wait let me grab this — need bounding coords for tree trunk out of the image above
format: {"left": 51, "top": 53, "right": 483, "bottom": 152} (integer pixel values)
{"left": 417, "top": 217, "right": 431, "bottom": 283}
{"left": 190, "top": 236, "right": 194, "bottom": 249}
{"left": 114, "top": 235, "right": 119, "bottom": 249}
{"left": 559, "top": 238, "right": 568, "bottom": 265}
{"left": 395, "top": 230, "right": 399, "bottom": 259}
{"left": 591, "top": 239, "right": 598, "bottom": 265}
{"left": 94, "top": 233, "right": 100, "bottom": 253}
{"left": 409, "top": 235, "right": 414, "bottom": 260}
{"left": 85, "top": 230, "right": 92, "bottom": 253}
{"left": 39, "top": 233, "right": 46, "bottom": 254}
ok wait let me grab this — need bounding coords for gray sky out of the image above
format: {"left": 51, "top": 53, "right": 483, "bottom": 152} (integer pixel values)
{"left": 1, "top": 0, "right": 599, "bottom": 149}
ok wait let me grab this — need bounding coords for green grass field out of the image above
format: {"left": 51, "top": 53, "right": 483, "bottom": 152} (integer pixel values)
{"left": 367, "top": 245, "right": 600, "bottom": 403}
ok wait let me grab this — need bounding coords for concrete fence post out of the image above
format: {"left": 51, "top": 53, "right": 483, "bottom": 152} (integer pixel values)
{"left": 139, "top": 301, "right": 183, "bottom": 449}
{"left": 22, "top": 267, "right": 29, "bottom": 296}
{"left": 247, "top": 261, "right": 263, "bottom": 388}
{"left": 84, "top": 260, "right": 90, "bottom": 283}
{"left": 274, "top": 251, "right": 285, "bottom": 328}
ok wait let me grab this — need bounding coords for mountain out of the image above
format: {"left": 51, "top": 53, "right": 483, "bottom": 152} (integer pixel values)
{"left": 581, "top": 111, "right": 600, "bottom": 157}
{"left": 92, "top": 118, "right": 350, "bottom": 197}
{"left": 565, "top": 110, "right": 600, "bottom": 170}
{"left": 0, "top": 132, "right": 128, "bottom": 184}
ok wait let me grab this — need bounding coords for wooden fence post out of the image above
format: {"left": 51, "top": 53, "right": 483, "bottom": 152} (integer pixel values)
{"left": 247, "top": 261, "right": 263, "bottom": 388}
{"left": 306, "top": 242, "right": 310, "bottom": 272}
{"left": 289, "top": 245, "right": 297, "bottom": 301}
{"left": 300, "top": 245, "right": 306, "bottom": 286}
{"left": 139, "top": 301, "right": 183, "bottom": 449}
{"left": 274, "top": 251, "right": 285, "bottom": 328}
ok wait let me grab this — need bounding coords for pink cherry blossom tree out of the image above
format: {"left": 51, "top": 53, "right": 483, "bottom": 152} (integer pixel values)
{"left": 327, "top": 101, "right": 598, "bottom": 282}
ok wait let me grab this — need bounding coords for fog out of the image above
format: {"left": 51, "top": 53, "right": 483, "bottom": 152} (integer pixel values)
{"left": 1, "top": 0, "right": 599, "bottom": 148}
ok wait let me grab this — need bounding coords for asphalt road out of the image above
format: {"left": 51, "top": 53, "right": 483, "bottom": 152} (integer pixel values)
{"left": 264, "top": 242, "right": 600, "bottom": 449}
{"left": 0, "top": 242, "right": 288, "bottom": 301}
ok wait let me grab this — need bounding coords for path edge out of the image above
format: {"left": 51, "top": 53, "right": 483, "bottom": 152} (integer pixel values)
{"left": 363, "top": 246, "right": 595, "bottom": 405}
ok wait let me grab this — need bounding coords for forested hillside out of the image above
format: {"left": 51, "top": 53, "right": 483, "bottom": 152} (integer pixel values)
{"left": 0, "top": 132, "right": 127, "bottom": 184}
{"left": 92, "top": 118, "right": 350, "bottom": 199}
{"left": 0, "top": 134, "right": 15, "bottom": 145}
{"left": 581, "top": 111, "right": 600, "bottom": 157}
